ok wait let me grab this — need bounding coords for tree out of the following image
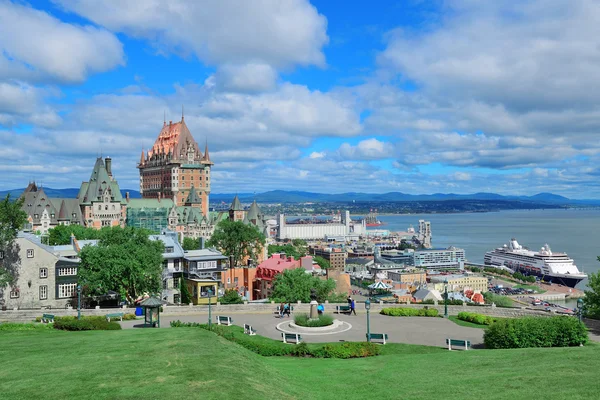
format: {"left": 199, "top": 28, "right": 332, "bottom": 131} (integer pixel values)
{"left": 313, "top": 256, "right": 330, "bottom": 270}
{"left": 0, "top": 194, "right": 27, "bottom": 287}
{"left": 182, "top": 237, "right": 200, "bottom": 251}
{"left": 584, "top": 268, "right": 600, "bottom": 319}
{"left": 78, "top": 227, "right": 164, "bottom": 303}
{"left": 207, "top": 220, "right": 265, "bottom": 284}
{"left": 268, "top": 244, "right": 303, "bottom": 259}
{"left": 270, "top": 268, "right": 336, "bottom": 303}
{"left": 47, "top": 225, "right": 104, "bottom": 245}
{"left": 179, "top": 277, "right": 192, "bottom": 304}
{"left": 220, "top": 289, "right": 244, "bottom": 304}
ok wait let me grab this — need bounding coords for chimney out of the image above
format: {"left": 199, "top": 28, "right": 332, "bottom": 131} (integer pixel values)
{"left": 158, "top": 192, "right": 161, "bottom": 202}
{"left": 70, "top": 233, "right": 76, "bottom": 246}
{"left": 199, "top": 237, "right": 205, "bottom": 250}
{"left": 126, "top": 192, "right": 130, "bottom": 202}
{"left": 105, "top": 157, "right": 112, "bottom": 177}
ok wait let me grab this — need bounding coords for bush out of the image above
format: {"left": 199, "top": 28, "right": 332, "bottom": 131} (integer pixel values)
{"left": 122, "top": 313, "right": 137, "bottom": 320}
{"left": 0, "top": 323, "right": 53, "bottom": 331}
{"left": 380, "top": 307, "right": 439, "bottom": 317}
{"left": 169, "top": 321, "right": 380, "bottom": 358}
{"left": 220, "top": 289, "right": 244, "bottom": 305}
{"left": 53, "top": 316, "right": 121, "bottom": 331}
{"left": 457, "top": 312, "right": 499, "bottom": 325}
{"left": 483, "top": 292, "right": 514, "bottom": 307}
{"left": 484, "top": 316, "right": 588, "bottom": 349}
{"left": 294, "top": 314, "right": 334, "bottom": 327}
{"left": 422, "top": 299, "right": 463, "bottom": 305}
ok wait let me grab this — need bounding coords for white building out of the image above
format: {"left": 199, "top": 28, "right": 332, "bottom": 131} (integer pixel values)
{"left": 413, "top": 246, "right": 465, "bottom": 270}
{"left": 277, "top": 211, "right": 366, "bottom": 240}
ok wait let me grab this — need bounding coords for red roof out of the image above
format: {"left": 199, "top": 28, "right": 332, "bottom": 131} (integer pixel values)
{"left": 256, "top": 254, "right": 300, "bottom": 280}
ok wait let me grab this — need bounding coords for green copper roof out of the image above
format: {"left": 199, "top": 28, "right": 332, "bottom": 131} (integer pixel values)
{"left": 247, "top": 200, "right": 261, "bottom": 222}
{"left": 184, "top": 184, "right": 202, "bottom": 205}
{"left": 229, "top": 195, "right": 243, "bottom": 211}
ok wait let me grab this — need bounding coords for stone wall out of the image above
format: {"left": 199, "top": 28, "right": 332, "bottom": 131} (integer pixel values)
{"left": 0, "top": 302, "right": 554, "bottom": 322}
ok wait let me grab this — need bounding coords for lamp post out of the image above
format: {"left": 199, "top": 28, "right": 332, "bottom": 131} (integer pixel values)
{"left": 365, "top": 299, "right": 371, "bottom": 342}
{"left": 77, "top": 285, "right": 82, "bottom": 320}
{"left": 207, "top": 287, "right": 213, "bottom": 331}
{"left": 577, "top": 298, "right": 584, "bottom": 324}
{"left": 444, "top": 279, "right": 448, "bottom": 318}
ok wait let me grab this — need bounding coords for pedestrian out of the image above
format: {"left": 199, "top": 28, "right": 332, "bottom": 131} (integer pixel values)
{"left": 350, "top": 298, "right": 357, "bottom": 315}
{"left": 317, "top": 303, "right": 324, "bottom": 315}
{"left": 279, "top": 302, "right": 285, "bottom": 318}
{"left": 284, "top": 303, "right": 290, "bottom": 317}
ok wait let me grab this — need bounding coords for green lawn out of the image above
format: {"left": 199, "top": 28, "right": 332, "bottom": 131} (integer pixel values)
{"left": 1, "top": 328, "right": 599, "bottom": 400}
{"left": 515, "top": 284, "right": 547, "bottom": 293}
{"left": 447, "top": 315, "right": 487, "bottom": 329}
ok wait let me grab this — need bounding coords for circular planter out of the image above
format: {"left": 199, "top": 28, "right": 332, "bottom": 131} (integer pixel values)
{"left": 288, "top": 319, "right": 343, "bottom": 333}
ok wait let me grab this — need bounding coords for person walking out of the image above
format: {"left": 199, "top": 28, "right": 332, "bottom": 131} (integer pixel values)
{"left": 284, "top": 303, "right": 290, "bottom": 317}
{"left": 350, "top": 298, "right": 357, "bottom": 315}
{"left": 279, "top": 302, "right": 285, "bottom": 318}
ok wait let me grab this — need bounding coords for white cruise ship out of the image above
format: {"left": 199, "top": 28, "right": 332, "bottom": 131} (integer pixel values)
{"left": 484, "top": 238, "right": 587, "bottom": 288}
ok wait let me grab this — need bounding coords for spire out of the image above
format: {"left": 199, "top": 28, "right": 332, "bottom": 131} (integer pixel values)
{"left": 163, "top": 110, "right": 166, "bottom": 126}
{"left": 140, "top": 149, "right": 145, "bottom": 165}
{"left": 203, "top": 139, "right": 210, "bottom": 161}
{"left": 184, "top": 184, "right": 202, "bottom": 205}
{"left": 229, "top": 195, "right": 243, "bottom": 211}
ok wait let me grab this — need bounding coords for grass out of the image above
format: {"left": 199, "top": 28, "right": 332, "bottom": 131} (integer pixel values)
{"left": 515, "top": 284, "right": 547, "bottom": 294}
{"left": 447, "top": 316, "right": 488, "bottom": 329}
{"left": 1, "top": 328, "right": 600, "bottom": 399}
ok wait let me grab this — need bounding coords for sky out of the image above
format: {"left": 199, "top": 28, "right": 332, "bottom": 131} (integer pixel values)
{"left": 2, "top": 0, "right": 600, "bottom": 198}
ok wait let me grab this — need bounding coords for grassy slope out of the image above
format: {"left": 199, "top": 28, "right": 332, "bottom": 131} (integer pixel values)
{"left": 447, "top": 315, "right": 487, "bottom": 329}
{"left": 1, "top": 329, "right": 600, "bottom": 400}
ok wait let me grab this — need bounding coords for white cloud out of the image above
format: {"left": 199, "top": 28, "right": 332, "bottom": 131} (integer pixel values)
{"left": 0, "top": 1, "right": 124, "bottom": 83}
{"left": 55, "top": 0, "right": 328, "bottom": 69}
{"left": 338, "top": 138, "right": 394, "bottom": 160}
{"left": 0, "top": 81, "right": 61, "bottom": 127}
{"left": 215, "top": 63, "right": 278, "bottom": 93}
{"left": 309, "top": 152, "right": 325, "bottom": 159}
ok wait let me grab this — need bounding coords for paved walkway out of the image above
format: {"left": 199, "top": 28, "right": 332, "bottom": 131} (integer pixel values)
{"left": 120, "top": 312, "right": 485, "bottom": 348}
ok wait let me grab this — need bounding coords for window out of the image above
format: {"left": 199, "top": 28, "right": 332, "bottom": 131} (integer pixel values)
{"left": 58, "top": 267, "right": 77, "bottom": 276}
{"left": 165, "top": 246, "right": 174, "bottom": 253}
{"left": 39, "top": 285, "right": 48, "bottom": 300}
{"left": 173, "top": 278, "right": 179, "bottom": 289}
{"left": 98, "top": 205, "right": 101, "bottom": 210}
{"left": 163, "top": 280, "right": 168, "bottom": 290}
{"left": 174, "top": 259, "right": 180, "bottom": 271}
{"left": 173, "top": 294, "right": 181, "bottom": 304}
{"left": 39, "top": 268, "right": 48, "bottom": 278}
{"left": 10, "top": 290, "right": 19, "bottom": 298}
{"left": 58, "top": 283, "right": 77, "bottom": 298}
{"left": 27, "top": 249, "right": 34, "bottom": 258}
{"left": 0, "top": 250, "right": 4, "bottom": 259}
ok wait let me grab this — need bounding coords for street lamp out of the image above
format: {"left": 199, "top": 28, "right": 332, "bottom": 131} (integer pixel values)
{"left": 207, "top": 287, "right": 213, "bottom": 331}
{"left": 577, "top": 298, "right": 584, "bottom": 324}
{"left": 365, "top": 299, "right": 371, "bottom": 342}
{"left": 444, "top": 279, "right": 448, "bottom": 318}
{"left": 77, "top": 285, "right": 82, "bottom": 320}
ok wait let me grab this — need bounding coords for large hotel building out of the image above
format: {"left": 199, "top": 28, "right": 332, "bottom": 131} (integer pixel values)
{"left": 137, "top": 116, "right": 213, "bottom": 216}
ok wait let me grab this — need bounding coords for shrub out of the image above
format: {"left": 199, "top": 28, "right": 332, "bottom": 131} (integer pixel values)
{"left": 484, "top": 316, "right": 588, "bottom": 349}
{"left": 122, "top": 313, "right": 137, "bottom": 321}
{"left": 380, "top": 307, "right": 439, "bottom": 317}
{"left": 220, "top": 289, "right": 244, "bottom": 305}
{"left": 0, "top": 323, "right": 53, "bottom": 331}
{"left": 457, "top": 312, "right": 499, "bottom": 325}
{"left": 294, "top": 314, "right": 334, "bottom": 327}
{"left": 53, "top": 316, "right": 121, "bottom": 331}
{"left": 422, "top": 299, "right": 463, "bottom": 305}
{"left": 483, "top": 292, "right": 514, "bottom": 307}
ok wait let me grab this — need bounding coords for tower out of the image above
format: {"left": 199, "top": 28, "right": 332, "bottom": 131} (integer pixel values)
{"left": 138, "top": 115, "right": 213, "bottom": 217}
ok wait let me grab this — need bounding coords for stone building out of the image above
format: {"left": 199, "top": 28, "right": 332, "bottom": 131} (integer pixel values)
{"left": 138, "top": 116, "right": 213, "bottom": 216}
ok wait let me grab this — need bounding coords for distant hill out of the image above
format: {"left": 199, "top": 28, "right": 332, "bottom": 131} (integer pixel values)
{"left": 2, "top": 187, "right": 598, "bottom": 206}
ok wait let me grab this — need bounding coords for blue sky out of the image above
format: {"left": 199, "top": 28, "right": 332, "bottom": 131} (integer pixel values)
{"left": 2, "top": 0, "right": 600, "bottom": 198}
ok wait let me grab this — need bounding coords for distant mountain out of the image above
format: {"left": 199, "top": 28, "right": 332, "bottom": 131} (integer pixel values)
{"left": 0, "top": 187, "right": 141, "bottom": 200}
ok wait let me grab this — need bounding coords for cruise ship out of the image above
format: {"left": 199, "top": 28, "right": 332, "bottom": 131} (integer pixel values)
{"left": 484, "top": 239, "right": 587, "bottom": 288}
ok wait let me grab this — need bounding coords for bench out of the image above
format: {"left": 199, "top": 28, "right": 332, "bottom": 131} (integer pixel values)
{"left": 217, "top": 316, "right": 233, "bottom": 326}
{"left": 446, "top": 338, "right": 471, "bottom": 350}
{"left": 41, "top": 314, "right": 55, "bottom": 323}
{"left": 244, "top": 324, "right": 256, "bottom": 336}
{"left": 367, "top": 333, "right": 388, "bottom": 344}
{"left": 281, "top": 332, "right": 302, "bottom": 344}
{"left": 336, "top": 305, "right": 351, "bottom": 314}
{"left": 105, "top": 312, "right": 124, "bottom": 322}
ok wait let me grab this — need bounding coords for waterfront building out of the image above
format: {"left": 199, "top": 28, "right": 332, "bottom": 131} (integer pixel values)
{"left": 277, "top": 210, "right": 366, "bottom": 240}
{"left": 413, "top": 288, "right": 443, "bottom": 302}
{"left": 412, "top": 246, "right": 466, "bottom": 270}
{"left": 138, "top": 116, "right": 213, "bottom": 216}
{"left": 380, "top": 249, "right": 415, "bottom": 265}
{"left": 430, "top": 274, "right": 488, "bottom": 293}
{"left": 417, "top": 220, "right": 432, "bottom": 248}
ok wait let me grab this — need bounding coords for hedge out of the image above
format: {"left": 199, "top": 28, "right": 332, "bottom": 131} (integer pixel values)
{"left": 484, "top": 316, "right": 588, "bottom": 349}
{"left": 0, "top": 323, "right": 54, "bottom": 331}
{"left": 294, "top": 314, "right": 334, "bottom": 327}
{"left": 457, "top": 312, "right": 500, "bottom": 325}
{"left": 53, "top": 316, "right": 122, "bottom": 331}
{"left": 170, "top": 321, "right": 380, "bottom": 358}
{"left": 380, "top": 307, "right": 439, "bottom": 317}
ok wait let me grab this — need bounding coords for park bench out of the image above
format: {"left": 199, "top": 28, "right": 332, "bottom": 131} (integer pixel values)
{"left": 217, "top": 316, "right": 233, "bottom": 326}
{"left": 446, "top": 338, "right": 471, "bottom": 351}
{"left": 336, "top": 305, "right": 351, "bottom": 314}
{"left": 281, "top": 332, "right": 302, "bottom": 344}
{"left": 367, "top": 333, "right": 388, "bottom": 345}
{"left": 105, "top": 312, "right": 124, "bottom": 322}
{"left": 244, "top": 324, "right": 256, "bottom": 336}
{"left": 41, "top": 314, "right": 55, "bottom": 323}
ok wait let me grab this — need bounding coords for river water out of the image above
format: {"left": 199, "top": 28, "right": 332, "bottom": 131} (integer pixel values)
{"left": 369, "top": 209, "right": 600, "bottom": 289}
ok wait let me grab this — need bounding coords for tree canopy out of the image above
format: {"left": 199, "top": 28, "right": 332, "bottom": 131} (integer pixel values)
{"left": 584, "top": 266, "right": 600, "bottom": 319}
{"left": 270, "top": 268, "right": 336, "bottom": 303}
{"left": 182, "top": 237, "right": 200, "bottom": 251}
{"left": 207, "top": 220, "right": 265, "bottom": 267}
{"left": 47, "top": 224, "right": 104, "bottom": 245}
{"left": 0, "top": 194, "right": 27, "bottom": 287}
{"left": 313, "top": 256, "right": 330, "bottom": 270}
{"left": 78, "top": 227, "right": 164, "bottom": 303}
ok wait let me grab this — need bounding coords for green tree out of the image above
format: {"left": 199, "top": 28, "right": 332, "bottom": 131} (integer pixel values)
{"left": 208, "top": 219, "right": 265, "bottom": 274}
{"left": 584, "top": 268, "right": 600, "bottom": 319}
{"left": 270, "top": 268, "right": 336, "bottom": 303}
{"left": 313, "top": 256, "right": 330, "bottom": 270}
{"left": 268, "top": 244, "right": 303, "bottom": 259}
{"left": 78, "top": 227, "right": 164, "bottom": 303}
{"left": 47, "top": 224, "right": 105, "bottom": 245}
{"left": 180, "top": 277, "right": 192, "bottom": 304}
{"left": 0, "top": 194, "right": 27, "bottom": 286}
{"left": 220, "top": 289, "right": 244, "bottom": 304}
{"left": 182, "top": 237, "right": 200, "bottom": 251}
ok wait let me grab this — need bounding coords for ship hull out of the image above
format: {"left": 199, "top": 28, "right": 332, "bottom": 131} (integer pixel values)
{"left": 484, "top": 261, "right": 585, "bottom": 288}
{"left": 366, "top": 222, "right": 385, "bottom": 227}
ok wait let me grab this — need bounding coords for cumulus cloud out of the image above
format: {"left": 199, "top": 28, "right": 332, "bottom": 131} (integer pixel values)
{"left": 0, "top": 82, "right": 61, "bottom": 127}
{"left": 54, "top": 0, "right": 328, "bottom": 69}
{"left": 0, "top": 1, "right": 124, "bottom": 83}
{"left": 338, "top": 138, "right": 394, "bottom": 160}
{"left": 214, "top": 63, "right": 278, "bottom": 93}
